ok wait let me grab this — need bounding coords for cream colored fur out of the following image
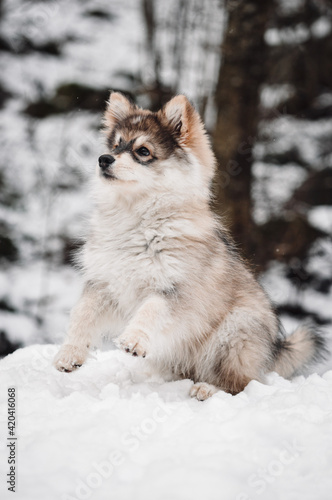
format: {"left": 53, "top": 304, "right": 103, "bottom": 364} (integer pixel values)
{"left": 54, "top": 92, "right": 324, "bottom": 399}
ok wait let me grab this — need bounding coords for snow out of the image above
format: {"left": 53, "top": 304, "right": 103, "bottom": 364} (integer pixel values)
{"left": 265, "top": 16, "right": 331, "bottom": 46}
{"left": 261, "top": 261, "right": 332, "bottom": 329}
{"left": 1, "top": 0, "right": 144, "bottom": 94}
{"left": 0, "top": 263, "right": 81, "bottom": 346}
{"left": 256, "top": 116, "right": 332, "bottom": 169}
{"left": 1, "top": 344, "right": 332, "bottom": 500}
{"left": 265, "top": 24, "right": 311, "bottom": 46}
{"left": 277, "top": 0, "right": 305, "bottom": 15}
{"left": 308, "top": 206, "right": 332, "bottom": 235}
{"left": 252, "top": 162, "right": 307, "bottom": 224}
{"left": 311, "top": 17, "right": 332, "bottom": 39}
{"left": 306, "top": 239, "right": 332, "bottom": 279}
{"left": 260, "top": 84, "right": 295, "bottom": 109}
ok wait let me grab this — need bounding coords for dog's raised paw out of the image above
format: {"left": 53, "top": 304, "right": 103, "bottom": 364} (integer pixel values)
{"left": 190, "top": 382, "right": 218, "bottom": 401}
{"left": 53, "top": 344, "right": 88, "bottom": 372}
{"left": 115, "top": 330, "right": 148, "bottom": 358}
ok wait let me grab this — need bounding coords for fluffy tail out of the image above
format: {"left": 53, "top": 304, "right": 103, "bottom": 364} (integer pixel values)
{"left": 272, "top": 324, "right": 328, "bottom": 379}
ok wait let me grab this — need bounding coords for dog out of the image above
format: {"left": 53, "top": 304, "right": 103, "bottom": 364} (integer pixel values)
{"left": 53, "top": 92, "right": 326, "bottom": 400}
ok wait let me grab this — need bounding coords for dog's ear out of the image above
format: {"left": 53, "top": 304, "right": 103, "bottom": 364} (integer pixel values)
{"left": 160, "top": 95, "right": 216, "bottom": 175}
{"left": 104, "top": 92, "right": 137, "bottom": 130}
{"left": 159, "top": 95, "right": 202, "bottom": 147}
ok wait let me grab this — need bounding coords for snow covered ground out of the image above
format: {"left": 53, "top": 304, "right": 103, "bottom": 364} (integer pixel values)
{"left": 1, "top": 344, "right": 332, "bottom": 500}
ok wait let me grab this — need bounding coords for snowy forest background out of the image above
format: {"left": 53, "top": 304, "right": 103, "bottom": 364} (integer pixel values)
{"left": 0, "top": 0, "right": 332, "bottom": 360}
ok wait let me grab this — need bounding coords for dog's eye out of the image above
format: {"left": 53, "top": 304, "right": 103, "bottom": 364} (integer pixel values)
{"left": 136, "top": 147, "right": 150, "bottom": 157}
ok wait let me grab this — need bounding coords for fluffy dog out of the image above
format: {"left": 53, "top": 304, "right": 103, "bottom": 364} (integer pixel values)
{"left": 54, "top": 92, "right": 326, "bottom": 400}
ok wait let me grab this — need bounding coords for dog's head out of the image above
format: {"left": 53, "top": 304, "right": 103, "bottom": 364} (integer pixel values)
{"left": 98, "top": 92, "right": 216, "bottom": 201}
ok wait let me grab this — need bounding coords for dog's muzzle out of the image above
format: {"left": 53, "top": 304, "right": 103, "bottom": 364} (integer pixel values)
{"left": 98, "top": 154, "right": 116, "bottom": 178}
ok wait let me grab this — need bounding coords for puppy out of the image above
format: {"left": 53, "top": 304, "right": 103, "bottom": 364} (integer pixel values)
{"left": 54, "top": 92, "right": 326, "bottom": 400}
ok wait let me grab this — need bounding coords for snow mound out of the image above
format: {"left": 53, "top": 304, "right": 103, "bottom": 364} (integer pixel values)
{"left": 1, "top": 345, "right": 332, "bottom": 500}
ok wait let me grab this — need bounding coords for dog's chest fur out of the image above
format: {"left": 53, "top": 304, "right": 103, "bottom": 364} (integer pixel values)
{"left": 81, "top": 198, "right": 203, "bottom": 314}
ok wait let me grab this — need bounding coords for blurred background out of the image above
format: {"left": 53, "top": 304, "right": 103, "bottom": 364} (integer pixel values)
{"left": 0, "top": 0, "right": 331, "bottom": 359}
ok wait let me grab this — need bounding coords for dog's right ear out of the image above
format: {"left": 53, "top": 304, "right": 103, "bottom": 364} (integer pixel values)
{"left": 104, "top": 92, "right": 137, "bottom": 130}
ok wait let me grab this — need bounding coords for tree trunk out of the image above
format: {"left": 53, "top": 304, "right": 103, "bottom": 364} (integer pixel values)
{"left": 212, "top": 0, "right": 272, "bottom": 258}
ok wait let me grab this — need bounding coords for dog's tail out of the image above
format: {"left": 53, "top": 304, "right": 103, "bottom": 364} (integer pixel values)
{"left": 272, "top": 323, "right": 327, "bottom": 379}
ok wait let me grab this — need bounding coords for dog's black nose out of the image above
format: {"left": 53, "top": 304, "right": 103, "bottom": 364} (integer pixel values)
{"left": 98, "top": 154, "right": 115, "bottom": 171}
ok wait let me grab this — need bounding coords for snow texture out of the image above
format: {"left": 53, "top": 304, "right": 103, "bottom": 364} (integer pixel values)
{"left": 1, "top": 344, "right": 332, "bottom": 500}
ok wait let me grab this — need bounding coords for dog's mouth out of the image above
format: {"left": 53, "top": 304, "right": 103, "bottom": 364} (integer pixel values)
{"left": 102, "top": 171, "right": 117, "bottom": 180}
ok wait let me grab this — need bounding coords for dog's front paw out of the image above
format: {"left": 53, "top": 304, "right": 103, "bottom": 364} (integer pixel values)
{"left": 115, "top": 330, "right": 149, "bottom": 358}
{"left": 53, "top": 344, "right": 88, "bottom": 372}
{"left": 190, "top": 382, "right": 219, "bottom": 401}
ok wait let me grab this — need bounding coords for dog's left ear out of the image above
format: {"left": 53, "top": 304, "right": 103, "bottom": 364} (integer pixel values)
{"left": 160, "top": 95, "right": 216, "bottom": 176}
{"left": 104, "top": 91, "right": 137, "bottom": 130}
{"left": 159, "top": 95, "right": 202, "bottom": 146}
